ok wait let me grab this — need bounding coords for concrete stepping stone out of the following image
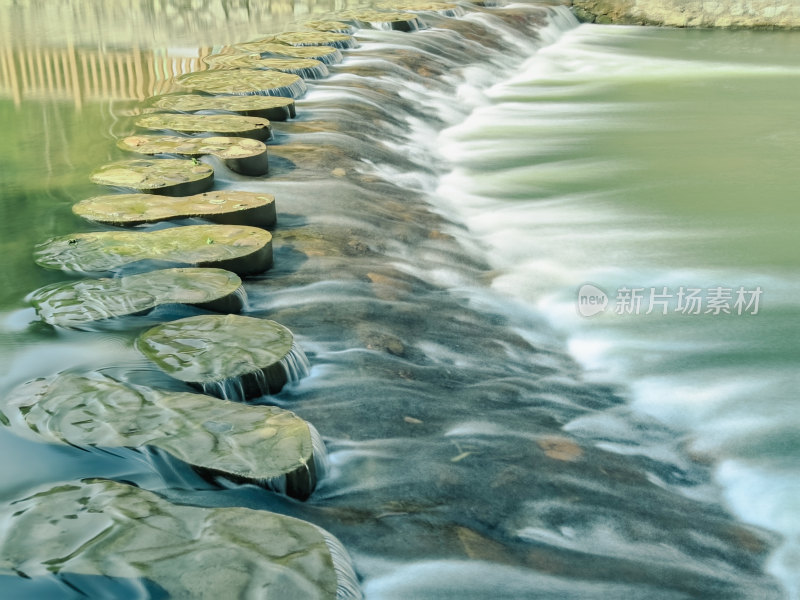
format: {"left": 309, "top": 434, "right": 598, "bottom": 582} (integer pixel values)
{"left": 137, "top": 314, "right": 308, "bottom": 400}
{"left": 176, "top": 69, "right": 307, "bottom": 98}
{"left": 73, "top": 190, "right": 276, "bottom": 228}
{"left": 30, "top": 268, "right": 244, "bottom": 328}
{"left": 204, "top": 54, "right": 329, "bottom": 80}
{"left": 135, "top": 113, "right": 272, "bottom": 141}
{"left": 148, "top": 93, "right": 296, "bottom": 121}
{"left": 91, "top": 158, "right": 213, "bottom": 196}
{"left": 35, "top": 224, "right": 273, "bottom": 276}
{"left": 118, "top": 135, "right": 268, "bottom": 176}
{"left": 234, "top": 41, "right": 343, "bottom": 65}
{"left": 2, "top": 373, "right": 321, "bottom": 498}
{"left": 0, "top": 478, "right": 361, "bottom": 597}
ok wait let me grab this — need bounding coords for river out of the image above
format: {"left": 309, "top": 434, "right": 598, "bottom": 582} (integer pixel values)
{"left": 0, "top": 1, "right": 796, "bottom": 598}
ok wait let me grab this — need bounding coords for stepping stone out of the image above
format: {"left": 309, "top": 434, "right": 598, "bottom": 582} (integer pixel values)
{"left": 271, "top": 31, "right": 358, "bottom": 50}
{"left": 301, "top": 20, "right": 358, "bottom": 33}
{"left": 30, "top": 268, "right": 244, "bottom": 328}
{"left": 0, "top": 479, "right": 359, "bottom": 598}
{"left": 118, "top": 135, "right": 268, "bottom": 176}
{"left": 204, "top": 54, "right": 329, "bottom": 80}
{"left": 73, "top": 190, "right": 276, "bottom": 228}
{"left": 343, "top": 10, "right": 425, "bottom": 31}
{"left": 135, "top": 113, "right": 272, "bottom": 141}
{"left": 35, "top": 224, "right": 273, "bottom": 276}
{"left": 91, "top": 158, "right": 213, "bottom": 196}
{"left": 376, "top": 0, "right": 463, "bottom": 16}
{"left": 2, "top": 373, "right": 320, "bottom": 498}
{"left": 137, "top": 314, "right": 307, "bottom": 399}
{"left": 234, "top": 41, "right": 343, "bottom": 65}
{"left": 176, "top": 69, "right": 307, "bottom": 98}
{"left": 148, "top": 93, "right": 296, "bottom": 120}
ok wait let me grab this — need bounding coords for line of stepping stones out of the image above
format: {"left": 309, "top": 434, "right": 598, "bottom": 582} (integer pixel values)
{"left": 1, "top": 2, "right": 467, "bottom": 597}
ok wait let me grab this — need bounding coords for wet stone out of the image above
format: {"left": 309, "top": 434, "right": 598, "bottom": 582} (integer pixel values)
{"left": 203, "top": 54, "right": 330, "bottom": 80}
{"left": 34, "top": 225, "right": 273, "bottom": 276}
{"left": 135, "top": 113, "right": 272, "bottom": 141}
{"left": 176, "top": 68, "right": 307, "bottom": 98}
{"left": 271, "top": 31, "right": 358, "bottom": 50}
{"left": 136, "top": 314, "right": 307, "bottom": 399}
{"left": 118, "top": 135, "right": 268, "bottom": 176}
{"left": 2, "top": 373, "right": 319, "bottom": 498}
{"left": 376, "top": 0, "right": 464, "bottom": 16}
{"left": 30, "top": 268, "right": 244, "bottom": 328}
{"left": 340, "top": 10, "right": 425, "bottom": 31}
{"left": 73, "top": 190, "right": 276, "bottom": 228}
{"left": 301, "top": 20, "right": 358, "bottom": 34}
{"left": 90, "top": 158, "right": 213, "bottom": 196}
{"left": 148, "top": 93, "right": 296, "bottom": 121}
{"left": 0, "top": 479, "right": 354, "bottom": 597}
{"left": 233, "top": 41, "right": 343, "bottom": 65}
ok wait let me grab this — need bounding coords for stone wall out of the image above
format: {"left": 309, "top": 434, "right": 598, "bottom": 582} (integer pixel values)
{"left": 572, "top": 0, "right": 800, "bottom": 28}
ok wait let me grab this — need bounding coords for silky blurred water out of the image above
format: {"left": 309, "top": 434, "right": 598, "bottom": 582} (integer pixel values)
{"left": 0, "top": 2, "right": 796, "bottom": 598}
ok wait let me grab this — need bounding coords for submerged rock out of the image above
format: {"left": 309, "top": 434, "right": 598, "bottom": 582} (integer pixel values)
{"left": 0, "top": 479, "right": 358, "bottom": 597}
{"left": 30, "top": 268, "right": 244, "bottom": 327}
{"left": 148, "top": 93, "right": 296, "bottom": 121}
{"left": 137, "top": 314, "right": 306, "bottom": 399}
{"left": 73, "top": 190, "right": 276, "bottom": 228}
{"left": 1, "top": 373, "right": 319, "bottom": 498}
{"left": 118, "top": 135, "right": 269, "bottom": 176}
{"left": 90, "top": 158, "right": 213, "bottom": 196}
{"left": 35, "top": 224, "right": 273, "bottom": 276}
{"left": 135, "top": 113, "right": 272, "bottom": 141}
{"left": 234, "top": 41, "right": 343, "bottom": 65}
{"left": 176, "top": 68, "right": 308, "bottom": 98}
{"left": 204, "top": 54, "right": 330, "bottom": 80}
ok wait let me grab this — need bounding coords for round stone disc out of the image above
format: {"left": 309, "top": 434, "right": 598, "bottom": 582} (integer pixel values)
{"left": 204, "top": 54, "right": 330, "bottom": 80}
{"left": 301, "top": 20, "right": 357, "bottom": 33}
{"left": 234, "top": 41, "right": 343, "bottom": 65}
{"left": 135, "top": 113, "right": 272, "bottom": 140}
{"left": 148, "top": 93, "right": 296, "bottom": 120}
{"left": 344, "top": 10, "right": 424, "bottom": 31}
{"left": 176, "top": 69, "right": 307, "bottom": 98}
{"left": 137, "top": 314, "right": 299, "bottom": 396}
{"left": 35, "top": 224, "right": 273, "bottom": 276}
{"left": 90, "top": 158, "right": 214, "bottom": 196}
{"left": 272, "top": 31, "right": 357, "bottom": 49}
{"left": 0, "top": 478, "right": 355, "bottom": 596}
{"left": 73, "top": 190, "right": 276, "bottom": 228}
{"left": 30, "top": 268, "right": 244, "bottom": 327}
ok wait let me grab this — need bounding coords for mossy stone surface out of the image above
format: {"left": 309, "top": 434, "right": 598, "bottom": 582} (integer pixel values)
{"left": 176, "top": 69, "right": 307, "bottom": 98}
{"left": 149, "top": 93, "right": 296, "bottom": 120}
{"left": 204, "top": 54, "right": 329, "bottom": 79}
{"left": 272, "top": 31, "right": 357, "bottom": 49}
{"left": 118, "top": 135, "right": 268, "bottom": 176}
{"left": 73, "top": 190, "right": 276, "bottom": 228}
{"left": 35, "top": 225, "right": 273, "bottom": 276}
{"left": 90, "top": 159, "right": 213, "bottom": 196}
{"left": 376, "top": 0, "right": 461, "bottom": 14}
{"left": 344, "top": 10, "right": 424, "bottom": 31}
{"left": 135, "top": 113, "right": 272, "bottom": 140}
{"left": 2, "top": 373, "right": 317, "bottom": 497}
{"left": 0, "top": 479, "right": 342, "bottom": 596}
{"left": 301, "top": 20, "right": 357, "bottom": 33}
{"left": 30, "top": 268, "right": 243, "bottom": 327}
{"left": 137, "top": 314, "right": 297, "bottom": 396}
{"left": 234, "top": 41, "right": 343, "bottom": 65}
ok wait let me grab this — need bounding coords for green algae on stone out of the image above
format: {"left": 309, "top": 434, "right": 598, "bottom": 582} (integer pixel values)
{"left": 135, "top": 113, "right": 272, "bottom": 141}
{"left": 301, "top": 20, "right": 357, "bottom": 33}
{"left": 2, "top": 373, "right": 319, "bottom": 498}
{"left": 234, "top": 41, "right": 343, "bottom": 65}
{"left": 35, "top": 225, "right": 273, "bottom": 276}
{"left": 118, "top": 135, "right": 268, "bottom": 176}
{"left": 204, "top": 54, "right": 330, "bottom": 80}
{"left": 137, "top": 314, "right": 302, "bottom": 398}
{"left": 73, "top": 190, "right": 276, "bottom": 228}
{"left": 271, "top": 31, "right": 357, "bottom": 50}
{"left": 30, "top": 268, "right": 244, "bottom": 327}
{"left": 91, "top": 158, "right": 213, "bottom": 196}
{"left": 176, "top": 68, "right": 307, "bottom": 98}
{"left": 149, "top": 93, "right": 296, "bottom": 120}
{"left": 0, "top": 479, "right": 352, "bottom": 597}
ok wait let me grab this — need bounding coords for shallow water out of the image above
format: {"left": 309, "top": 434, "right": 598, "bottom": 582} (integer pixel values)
{"left": 0, "top": 2, "right": 794, "bottom": 598}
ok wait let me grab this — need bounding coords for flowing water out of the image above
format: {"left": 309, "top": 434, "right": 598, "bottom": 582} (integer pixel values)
{"left": 0, "top": 1, "right": 797, "bottom": 598}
